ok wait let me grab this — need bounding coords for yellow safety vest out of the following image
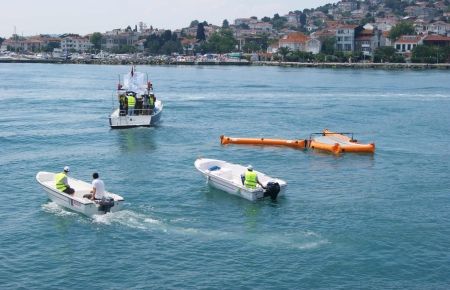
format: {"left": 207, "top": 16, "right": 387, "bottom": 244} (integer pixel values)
{"left": 149, "top": 96, "right": 154, "bottom": 106}
{"left": 128, "top": 95, "right": 136, "bottom": 107}
{"left": 244, "top": 170, "right": 257, "bottom": 189}
{"left": 55, "top": 172, "right": 68, "bottom": 191}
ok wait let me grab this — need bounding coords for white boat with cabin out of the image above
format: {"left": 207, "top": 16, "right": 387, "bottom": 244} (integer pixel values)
{"left": 194, "top": 158, "right": 287, "bottom": 201}
{"left": 36, "top": 171, "right": 125, "bottom": 216}
{"left": 109, "top": 68, "right": 163, "bottom": 128}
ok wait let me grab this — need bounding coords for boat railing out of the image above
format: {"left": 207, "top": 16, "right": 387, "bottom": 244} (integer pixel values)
{"left": 118, "top": 108, "right": 156, "bottom": 116}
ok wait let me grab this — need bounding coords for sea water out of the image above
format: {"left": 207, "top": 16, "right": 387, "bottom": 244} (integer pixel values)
{"left": 0, "top": 63, "right": 449, "bottom": 289}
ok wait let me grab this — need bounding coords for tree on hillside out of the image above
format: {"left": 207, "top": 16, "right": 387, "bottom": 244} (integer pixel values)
{"left": 0, "top": 37, "right": 4, "bottom": 47}
{"left": 389, "top": 21, "right": 415, "bottom": 40}
{"left": 196, "top": 23, "right": 206, "bottom": 41}
{"left": 145, "top": 31, "right": 183, "bottom": 55}
{"left": 190, "top": 20, "right": 199, "bottom": 28}
{"left": 222, "top": 19, "right": 229, "bottom": 28}
{"left": 201, "top": 29, "right": 236, "bottom": 53}
{"left": 90, "top": 32, "right": 103, "bottom": 50}
{"left": 262, "top": 16, "right": 271, "bottom": 22}
{"left": 299, "top": 13, "right": 307, "bottom": 26}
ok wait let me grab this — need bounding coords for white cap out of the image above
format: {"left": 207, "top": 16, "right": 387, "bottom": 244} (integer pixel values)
{"left": 64, "top": 166, "right": 70, "bottom": 172}
{"left": 247, "top": 165, "right": 253, "bottom": 171}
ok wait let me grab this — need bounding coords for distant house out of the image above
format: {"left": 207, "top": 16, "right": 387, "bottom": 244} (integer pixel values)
{"left": 1, "top": 35, "right": 60, "bottom": 52}
{"left": 426, "top": 21, "right": 450, "bottom": 36}
{"left": 422, "top": 34, "right": 450, "bottom": 47}
{"left": 278, "top": 32, "right": 321, "bottom": 54}
{"left": 180, "top": 38, "right": 197, "bottom": 55}
{"left": 394, "top": 35, "right": 424, "bottom": 55}
{"left": 335, "top": 25, "right": 361, "bottom": 52}
{"left": 61, "top": 36, "right": 93, "bottom": 52}
{"left": 101, "top": 29, "right": 140, "bottom": 51}
{"left": 338, "top": 0, "right": 358, "bottom": 12}
{"left": 355, "top": 28, "right": 384, "bottom": 56}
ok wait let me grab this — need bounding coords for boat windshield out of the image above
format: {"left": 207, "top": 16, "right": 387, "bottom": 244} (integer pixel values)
{"left": 122, "top": 72, "right": 147, "bottom": 95}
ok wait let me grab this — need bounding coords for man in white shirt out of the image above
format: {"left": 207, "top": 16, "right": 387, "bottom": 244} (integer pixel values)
{"left": 83, "top": 172, "right": 105, "bottom": 200}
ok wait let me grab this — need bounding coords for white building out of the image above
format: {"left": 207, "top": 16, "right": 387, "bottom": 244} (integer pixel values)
{"left": 61, "top": 36, "right": 93, "bottom": 52}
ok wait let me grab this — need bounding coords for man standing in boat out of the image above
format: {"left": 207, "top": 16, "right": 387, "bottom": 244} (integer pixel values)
{"left": 55, "top": 166, "right": 75, "bottom": 195}
{"left": 83, "top": 172, "right": 105, "bottom": 201}
{"left": 241, "top": 165, "right": 266, "bottom": 189}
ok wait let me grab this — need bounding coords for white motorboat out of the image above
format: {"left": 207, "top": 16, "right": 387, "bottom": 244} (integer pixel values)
{"left": 194, "top": 158, "right": 287, "bottom": 201}
{"left": 109, "top": 67, "right": 163, "bottom": 128}
{"left": 36, "top": 172, "right": 125, "bottom": 217}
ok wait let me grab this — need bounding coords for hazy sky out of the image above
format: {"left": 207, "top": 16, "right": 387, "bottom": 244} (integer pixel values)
{"left": 1, "top": 0, "right": 336, "bottom": 38}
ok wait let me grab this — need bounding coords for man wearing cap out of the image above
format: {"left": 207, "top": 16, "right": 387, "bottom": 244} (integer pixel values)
{"left": 55, "top": 166, "right": 75, "bottom": 195}
{"left": 241, "top": 165, "right": 266, "bottom": 189}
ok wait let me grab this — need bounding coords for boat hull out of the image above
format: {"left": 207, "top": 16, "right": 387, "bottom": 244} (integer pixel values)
{"left": 195, "top": 158, "right": 286, "bottom": 201}
{"left": 36, "top": 172, "right": 124, "bottom": 217}
{"left": 109, "top": 100, "right": 163, "bottom": 129}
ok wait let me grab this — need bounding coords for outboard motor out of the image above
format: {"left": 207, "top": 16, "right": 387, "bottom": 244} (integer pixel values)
{"left": 98, "top": 197, "right": 115, "bottom": 213}
{"left": 264, "top": 182, "right": 281, "bottom": 200}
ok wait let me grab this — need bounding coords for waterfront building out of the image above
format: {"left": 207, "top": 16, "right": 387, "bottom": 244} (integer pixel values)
{"left": 278, "top": 32, "right": 321, "bottom": 54}
{"left": 355, "top": 28, "right": 385, "bottom": 57}
{"left": 61, "top": 36, "right": 93, "bottom": 52}
{"left": 335, "top": 25, "right": 361, "bottom": 52}
{"left": 393, "top": 35, "right": 424, "bottom": 57}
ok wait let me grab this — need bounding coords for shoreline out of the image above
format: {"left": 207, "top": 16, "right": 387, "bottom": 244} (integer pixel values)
{"left": 1, "top": 58, "right": 449, "bottom": 69}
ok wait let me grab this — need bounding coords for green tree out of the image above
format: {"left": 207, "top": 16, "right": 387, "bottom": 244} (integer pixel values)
{"left": 277, "top": 46, "right": 291, "bottom": 61}
{"left": 202, "top": 29, "right": 236, "bottom": 53}
{"left": 222, "top": 19, "right": 229, "bottom": 29}
{"left": 43, "top": 41, "right": 61, "bottom": 52}
{"left": 242, "top": 41, "right": 260, "bottom": 53}
{"left": 411, "top": 45, "right": 450, "bottom": 63}
{"left": 159, "top": 40, "right": 183, "bottom": 55}
{"left": 373, "top": 46, "right": 404, "bottom": 63}
{"left": 321, "top": 37, "right": 336, "bottom": 55}
{"left": 0, "top": 37, "right": 4, "bottom": 46}
{"left": 196, "top": 23, "right": 206, "bottom": 41}
{"left": 271, "top": 13, "right": 287, "bottom": 30}
{"left": 190, "top": 20, "right": 199, "bottom": 28}
{"left": 90, "top": 32, "right": 103, "bottom": 50}
{"left": 262, "top": 16, "right": 271, "bottom": 22}
{"left": 389, "top": 21, "right": 415, "bottom": 40}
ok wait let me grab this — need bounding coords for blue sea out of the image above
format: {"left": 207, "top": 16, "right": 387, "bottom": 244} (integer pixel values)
{"left": 0, "top": 63, "right": 449, "bottom": 289}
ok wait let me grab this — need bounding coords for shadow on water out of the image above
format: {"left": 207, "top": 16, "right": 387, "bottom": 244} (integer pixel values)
{"left": 112, "top": 127, "right": 158, "bottom": 153}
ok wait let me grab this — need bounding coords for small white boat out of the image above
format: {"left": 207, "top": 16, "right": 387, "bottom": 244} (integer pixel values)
{"left": 194, "top": 158, "right": 287, "bottom": 201}
{"left": 36, "top": 172, "right": 125, "bottom": 217}
{"left": 109, "top": 67, "right": 163, "bottom": 128}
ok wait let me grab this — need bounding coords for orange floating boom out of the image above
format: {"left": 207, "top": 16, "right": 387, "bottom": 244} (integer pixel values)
{"left": 308, "top": 129, "right": 375, "bottom": 154}
{"left": 220, "top": 135, "right": 306, "bottom": 149}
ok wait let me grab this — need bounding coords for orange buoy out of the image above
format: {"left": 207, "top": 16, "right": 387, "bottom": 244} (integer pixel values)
{"left": 220, "top": 135, "right": 306, "bottom": 149}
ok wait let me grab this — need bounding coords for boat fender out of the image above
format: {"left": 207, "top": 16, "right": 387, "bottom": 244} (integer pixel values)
{"left": 264, "top": 182, "right": 280, "bottom": 200}
{"left": 98, "top": 197, "right": 115, "bottom": 213}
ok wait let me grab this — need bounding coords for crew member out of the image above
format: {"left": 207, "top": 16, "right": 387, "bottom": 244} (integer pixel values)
{"left": 127, "top": 92, "right": 136, "bottom": 115}
{"left": 83, "top": 172, "right": 105, "bottom": 200}
{"left": 241, "top": 165, "right": 266, "bottom": 189}
{"left": 55, "top": 166, "right": 75, "bottom": 194}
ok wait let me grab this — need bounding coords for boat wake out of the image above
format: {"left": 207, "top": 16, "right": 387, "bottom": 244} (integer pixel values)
{"left": 42, "top": 202, "right": 328, "bottom": 250}
{"left": 42, "top": 202, "right": 79, "bottom": 217}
